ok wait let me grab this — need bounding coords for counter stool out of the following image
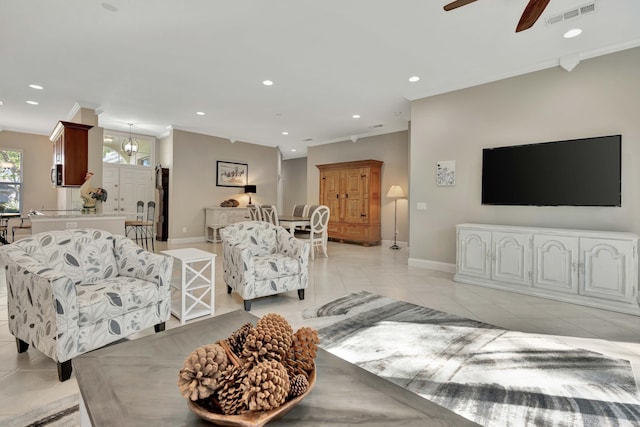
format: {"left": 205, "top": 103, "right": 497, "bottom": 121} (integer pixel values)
{"left": 12, "top": 217, "right": 32, "bottom": 242}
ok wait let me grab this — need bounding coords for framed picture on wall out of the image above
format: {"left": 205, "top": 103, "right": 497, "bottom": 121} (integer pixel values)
{"left": 436, "top": 160, "right": 456, "bottom": 186}
{"left": 216, "top": 161, "right": 248, "bottom": 187}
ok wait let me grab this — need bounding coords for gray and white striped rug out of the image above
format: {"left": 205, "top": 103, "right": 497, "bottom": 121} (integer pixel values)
{"left": 302, "top": 291, "right": 640, "bottom": 427}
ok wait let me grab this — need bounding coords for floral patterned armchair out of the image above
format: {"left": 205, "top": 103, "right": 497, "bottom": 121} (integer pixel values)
{"left": 220, "top": 221, "right": 310, "bottom": 311}
{"left": 0, "top": 228, "right": 173, "bottom": 381}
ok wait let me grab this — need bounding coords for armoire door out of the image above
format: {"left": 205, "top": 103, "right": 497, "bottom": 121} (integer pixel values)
{"left": 342, "top": 167, "right": 367, "bottom": 224}
{"left": 320, "top": 169, "right": 341, "bottom": 224}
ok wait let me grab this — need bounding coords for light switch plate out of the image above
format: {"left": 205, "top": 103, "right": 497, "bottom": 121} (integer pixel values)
{"left": 416, "top": 202, "right": 427, "bottom": 211}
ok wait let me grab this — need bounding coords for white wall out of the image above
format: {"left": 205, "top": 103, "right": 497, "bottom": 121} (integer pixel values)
{"left": 409, "top": 46, "right": 640, "bottom": 265}
{"left": 168, "top": 129, "right": 279, "bottom": 241}
{"left": 307, "top": 131, "right": 409, "bottom": 244}
{"left": 0, "top": 130, "right": 56, "bottom": 213}
{"left": 282, "top": 157, "right": 307, "bottom": 215}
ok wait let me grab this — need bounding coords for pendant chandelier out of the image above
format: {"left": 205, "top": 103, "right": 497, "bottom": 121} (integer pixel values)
{"left": 122, "top": 123, "right": 139, "bottom": 156}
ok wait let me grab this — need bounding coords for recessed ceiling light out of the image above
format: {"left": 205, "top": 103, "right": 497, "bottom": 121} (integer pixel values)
{"left": 408, "top": 76, "right": 420, "bottom": 83}
{"left": 352, "top": 114, "right": 360, "bottom": 119}
{"left": 29, "top": 84, "right": 43, "bottom": 90}
{"left": 563, "top": 28, "right": 582, "bottom": 38}
{"left": 26, "top": 100, "right": 39, "bottom": 105}
{"left": 262, "top": 80, "right": 274, "bottom": 86}
{"left": 0, "top": 101, "right": 3, "bottom": 106}
{"left": 282, "top": 131, "right": 289, "bottom": 135}
{"left": 291, "top": 149, "right": 296, "bottom": 152}
{"left": 196, "top": 111, "right": 205, "bottom": 116}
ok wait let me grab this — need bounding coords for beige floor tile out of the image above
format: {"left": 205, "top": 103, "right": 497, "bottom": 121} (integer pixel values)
{"left": 1, "top": 237, "right": 640, "bottom": 420}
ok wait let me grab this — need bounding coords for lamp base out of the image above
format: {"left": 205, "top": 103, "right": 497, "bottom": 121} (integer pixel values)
{"left": 390, "top": 244, "right": 401, "bottom": 250}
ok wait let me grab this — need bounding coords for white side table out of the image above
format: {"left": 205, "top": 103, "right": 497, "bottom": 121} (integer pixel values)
{"left": 161, "top": 248, "right": 216, "bottom": 324}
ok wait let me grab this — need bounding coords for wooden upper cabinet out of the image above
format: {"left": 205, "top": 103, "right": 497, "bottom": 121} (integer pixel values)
{"left": 50, "top": 121, "right": 93, "bottom": 186}
{"left": 317, "top": 159, "right": 383, "bottom": 245}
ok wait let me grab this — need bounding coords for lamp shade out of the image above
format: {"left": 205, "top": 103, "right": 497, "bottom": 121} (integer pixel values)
{"left": 386, "top": 185, "right": 406, "bottom": 199}
{"left": 244, "top": 185, "right": 257, "bottom": 194}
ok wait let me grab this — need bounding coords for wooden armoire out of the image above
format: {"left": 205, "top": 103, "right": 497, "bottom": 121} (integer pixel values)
{"left": 317, "top": 159, "right": 383, "bottom": 246}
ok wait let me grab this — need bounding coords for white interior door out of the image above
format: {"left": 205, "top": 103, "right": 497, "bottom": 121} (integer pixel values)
{"left": 102, "top": 166, "right": 153, "bottom": 219}
{"left": 102, "top": 166, "right": 120, "bottom": 215}
{"left": 120, "top": 168, "right": 153, "bottom": 217}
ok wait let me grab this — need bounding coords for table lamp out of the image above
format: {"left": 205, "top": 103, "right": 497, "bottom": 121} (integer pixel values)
{"left": 244, "top": 185, "right": 257, "bottom": 205}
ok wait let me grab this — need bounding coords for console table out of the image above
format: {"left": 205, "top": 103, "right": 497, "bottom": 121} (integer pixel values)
{"left": 74, "top": 310, "right": 478, "bottom": 426}
{"left": 204, "top": 207, "right": 248, "bottom": 242}
{"left": 455, "top": 223, "right": 640, "bottom": 315}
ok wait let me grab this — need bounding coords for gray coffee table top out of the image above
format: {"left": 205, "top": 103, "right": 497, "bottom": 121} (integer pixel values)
{"left": 74, "top": 310, "right": 478, "bottom": 426}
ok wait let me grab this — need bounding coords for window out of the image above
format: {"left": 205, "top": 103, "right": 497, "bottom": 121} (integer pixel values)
{"left": 103, "top": 131, "right": 153, "bottom": 166}
{"left": 0, "top": 149, "right": 23, "bottom": 213}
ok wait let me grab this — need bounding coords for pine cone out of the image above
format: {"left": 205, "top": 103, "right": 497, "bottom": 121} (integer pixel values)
{"left": 224, "top": 322, "right": 253, "bottom": 358}
{"left": 216, "top": 364, "right": 250, "bottom": 415}
{"left": 286, "top": 327, "right": 319, "bottom": 379}
{"left": 289, "top": 374, "right": 309, "bottom": 398}
{"left": 242, "top": 313, "right": 293, "bottom": 367}
{"left": 241, "top": 360, "right": 291, "bottom": 412}
{"left": 178, "top": 343, "right": 228, "bottom": 401}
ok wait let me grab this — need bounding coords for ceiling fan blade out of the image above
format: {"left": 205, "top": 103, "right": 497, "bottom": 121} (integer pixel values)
{"left": 516, "top": 0, "right": 551, "bottom": 32}
{"left": 443, "top": 0, "right": 479, "bottom": 12}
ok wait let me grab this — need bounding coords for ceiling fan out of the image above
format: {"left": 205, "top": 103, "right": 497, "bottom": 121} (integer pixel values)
{"left": 444, "top": 0, "right": 551, "bottom": 32}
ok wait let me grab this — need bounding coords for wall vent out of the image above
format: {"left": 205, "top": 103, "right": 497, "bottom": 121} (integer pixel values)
{"left": 546, "top": 1, "right": 597, "bottom": 26}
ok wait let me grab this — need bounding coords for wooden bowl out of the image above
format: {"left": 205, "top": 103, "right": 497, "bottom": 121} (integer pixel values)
{"left": 187, "top": 368, "right": 316, "bottom": 427}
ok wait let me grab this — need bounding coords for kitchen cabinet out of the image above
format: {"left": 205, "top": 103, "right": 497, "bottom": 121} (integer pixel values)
{"left": 49, "top": 121, "right": 93, "bottom": 186}
{"left": 455, "top": 224, "right": 640, "bottom": 315}
{"left": 317, "top": 159, "right": 382, "bottom": 245}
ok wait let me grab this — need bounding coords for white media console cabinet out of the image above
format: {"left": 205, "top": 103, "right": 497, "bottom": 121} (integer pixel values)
{"left": 455, "top": 223, "right": 640, "bottom": 316}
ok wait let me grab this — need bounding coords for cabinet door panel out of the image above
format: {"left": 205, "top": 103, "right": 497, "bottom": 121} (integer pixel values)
{"left": 320, "top": 170, "right": 341, "bottom": 223}
{"left": 533, "top": 235, "right": 579, "bottom": 293}
{"left": 457, "top": 229, "right": 492, "bottom": 279}
{"left": 580, "top": 238, "right": 634, "bottom": 302}
{"left": 342, "top": 168, "right": 366, "bottom": 223}
{"left": 492, "top": 231, "right": 531, "bottom": 286}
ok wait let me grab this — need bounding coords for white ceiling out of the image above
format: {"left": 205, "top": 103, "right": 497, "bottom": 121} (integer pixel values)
{"left": 1, "top": 1, "right": 639, "bottom": 159}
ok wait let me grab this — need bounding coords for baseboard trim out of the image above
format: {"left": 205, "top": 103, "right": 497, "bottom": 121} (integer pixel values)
{"left": 408, "top": 258, "right": 456, "bottom": 274}
{"left": 167, "top": 236, "right": 206, "bottom": 245}
{"left": 380, "top": 239, "right": 408, "bottom": 249}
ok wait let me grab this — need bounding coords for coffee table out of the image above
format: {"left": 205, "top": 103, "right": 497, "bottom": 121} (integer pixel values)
{"left": 74, "top": 310, "right": 479, "bottom": 426}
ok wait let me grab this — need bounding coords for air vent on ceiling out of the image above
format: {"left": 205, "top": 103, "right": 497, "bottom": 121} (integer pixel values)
{"left": 303, "top": 138, "right": 313, "bottom": 142}
{"left": 369, "top": 124, "right": 384, "bottom": 129}
{"left": 546, "top": 1, "right": 597, "bottom": 26}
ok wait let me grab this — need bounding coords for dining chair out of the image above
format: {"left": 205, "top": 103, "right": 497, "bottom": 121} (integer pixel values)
{"left": 125, "top": 201, "right": 144, "bottom": 243}
{"left": 260, "top": 205, "right": 279, "bottom": 226}
{"left": 292, "top": 204, "right": 307, "bottom": 217}
{"left": 296, "top": 205, "right": 329, "bottom": 260}
{"left": 125, "top": 201, "right": 156, "bottom": 251}
{"left": 291, "top": 204, "right": 308, "bottom": 231}
{"left": 11, "top": 216, "right": 32, "bottom": 242}
{"left": 248, "top": 205, "right": 263, "bottom": 221}
{"left": 301, "top": 204, "right": 320, "bottom": 231}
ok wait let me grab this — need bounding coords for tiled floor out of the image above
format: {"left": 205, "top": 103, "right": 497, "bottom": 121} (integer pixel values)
{"left": 1, "top": 239, "right": 640, "bottom": 424}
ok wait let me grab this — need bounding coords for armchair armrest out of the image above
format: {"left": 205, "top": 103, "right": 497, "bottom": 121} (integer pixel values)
{"left": 0, "top": 250, "right": 78, "bottom": 360}
{"left": 114, "top": 236, "right": 173, "bottom": 291}
{"left": 277, "top": 228, "right": 310, "bottom": 267}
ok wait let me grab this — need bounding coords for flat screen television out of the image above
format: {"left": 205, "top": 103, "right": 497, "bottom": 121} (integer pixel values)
{"left": 482, "top": 135, "right": 621, "bottom": 207}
